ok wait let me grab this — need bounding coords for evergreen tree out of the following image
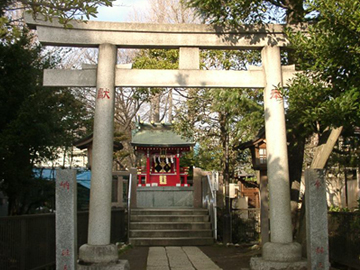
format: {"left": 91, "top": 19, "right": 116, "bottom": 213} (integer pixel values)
{"left": 0, "top": 0, "right": 113, "bottom": 215}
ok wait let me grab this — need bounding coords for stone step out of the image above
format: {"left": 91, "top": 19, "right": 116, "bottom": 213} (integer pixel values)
{"left": 129, "top": 237, "right": 214, "bottom": 246}
{"left": 130, "top": 222, "right": 211, "bottom": 230}
{"left": 129, "top": 208, "right": 214, "bottom": 246}
{"left": 131, "top": 208, "right": 208, "bottom": 216}
{"left": 130, "top": 215, "right": 209, "bottom": 222}
{"left": 129, "top": 229, "right": 212, "bottom": 238}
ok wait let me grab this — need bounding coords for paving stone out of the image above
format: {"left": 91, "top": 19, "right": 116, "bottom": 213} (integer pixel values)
{"left": 147, "top": 247, "right": 169, "bottom": 267}
{"left": 147, "top": 266, "right": 170, "bottom": 270}
{"left": 147, "top": 246, "right": 222, "bottom": 270}
{"left": 166, "top": 247, "right": 194, "bottom": 269}
{"left": 182, "top": 247, "right": 221, "bottom": 270}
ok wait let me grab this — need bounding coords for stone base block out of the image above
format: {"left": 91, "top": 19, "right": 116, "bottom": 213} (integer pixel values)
{"left": 250, "top": 257, "right": 307, "bottom": 270}
{"left": 263, "top": 242, "right": 302, "bottom": 262}
{"left": 79, "top": 244, "right": 119, "bottom": 264}
{"left": 78, "top": 260, "right": 130, "bottom": 270}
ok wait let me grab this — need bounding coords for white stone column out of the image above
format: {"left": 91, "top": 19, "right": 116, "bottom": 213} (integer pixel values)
{"left": 250, "top": 46, "right": 305, "bottom": 269}
{"left": 79, "top": 43, "right": 119, "bottom": 264}
{"left": 262, "top": 45, "right": 293, "bottom": 245}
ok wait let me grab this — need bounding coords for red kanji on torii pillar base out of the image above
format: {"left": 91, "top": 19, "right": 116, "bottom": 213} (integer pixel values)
{"left": 131, "top": 122, "right": 194, "bottom": 187}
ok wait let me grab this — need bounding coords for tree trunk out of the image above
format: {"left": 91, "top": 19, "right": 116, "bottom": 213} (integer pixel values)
{"left": 311, "top": 127, "right": 343, "bottom": 169}
{"left": 219, "top": 111, "right": 231, "bottom": 243}
{"left": 168, "top": 89, "right": 173, "bottom": 122}
{"left": 287, "top": 131, "right": 306, "bottom": 233}
{"left": 187, "top": 88, "right": 197, "bottom": 126}
{"left": 151, "top": 92, "right": 160, "bottom": 122}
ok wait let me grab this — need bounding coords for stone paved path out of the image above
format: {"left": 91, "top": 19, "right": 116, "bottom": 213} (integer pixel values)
{"left": 146, "top": 246, "right": 222, "bottom": 270}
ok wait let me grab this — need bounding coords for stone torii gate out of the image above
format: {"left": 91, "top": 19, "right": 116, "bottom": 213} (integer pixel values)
{"left": 26, "top": 15, "right": 307, "bottom": 269}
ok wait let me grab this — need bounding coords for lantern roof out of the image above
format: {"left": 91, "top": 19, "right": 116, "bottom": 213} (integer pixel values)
{"left": 131, "top": 122, "right": 194, "bottom": 147}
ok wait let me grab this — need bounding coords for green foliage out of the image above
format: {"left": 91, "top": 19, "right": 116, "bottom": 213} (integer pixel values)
{"left": 1, "top": 0, "right": 113, "bottom": 41}
{"left": 19, "top": 178, "right": 56, "bottom": 214}
{"left": 13, "top": 0, "right": 112, "bottom": 23}
{"left": 133, "top": 49, "right": 179, "bottom": 70}
{"left": 327, "top": 131, "right": 360, "bottom": 176}
{"left": 132, "top": 49, "right": 179, "bottom": 100}
{"left": 0, "top": 33, "right": 89, "bottom": 215}
{"left": 216, "top": 208, "right": 259, "bottom": 243}
{"left": 183, "top": 0, "right": 306, "bottom": 24}
{"left": 328, "top": 212, "right": 360, "bottom": 265}
{"left": 175, "top": 81, "right": 264, "bottom": 177}
{"left": 231, "top": 212, "right": 259, "bottom": 243}
{"left": 201, "top": 49, "right": 261, "bottom": 70}
{"left": 286, "top": 0, "right": 360, "bottom": 133}
{"left": 329, "top": 205, "right": 350, "bottom": 212}
{"left": 175, "top": 86, "right": 264, "bottom": 175}
{"left": 174, "top": 51, "right": 264, "bottom": 176}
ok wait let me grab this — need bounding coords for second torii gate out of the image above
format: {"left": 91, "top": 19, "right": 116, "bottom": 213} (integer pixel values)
{"left": 26, "top": 14, "right": 307, "bottom": 270}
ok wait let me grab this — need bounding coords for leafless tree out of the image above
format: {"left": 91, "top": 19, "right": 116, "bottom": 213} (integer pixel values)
{"left": 128, "top": 0, "right": 199, "bottom": 124}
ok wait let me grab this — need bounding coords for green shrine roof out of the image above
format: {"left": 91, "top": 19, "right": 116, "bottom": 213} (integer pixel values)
{"left": 131, "top": 122, "right": 194, "bottom": 147}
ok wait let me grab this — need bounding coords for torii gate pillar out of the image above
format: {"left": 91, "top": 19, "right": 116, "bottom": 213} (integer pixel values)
{"left": 78, "top": 44, "right": 128, "bottom": 269}
{"left": 250, "top": 46, "right": 306, "bottom": 269}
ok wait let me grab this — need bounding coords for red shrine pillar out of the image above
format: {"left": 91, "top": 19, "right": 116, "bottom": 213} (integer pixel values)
{"left": 146, "top": 149, "right": 150, "bottom": 186}
{"left": 176, "top": 149, "right": 180, "bottom": 184}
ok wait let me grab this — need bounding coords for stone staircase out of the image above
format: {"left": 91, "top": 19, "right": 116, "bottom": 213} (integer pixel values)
{"left": 129, "top": 208, "right": 214, "bottom": 246}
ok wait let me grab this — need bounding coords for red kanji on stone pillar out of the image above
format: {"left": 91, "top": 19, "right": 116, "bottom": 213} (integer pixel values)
{"left": 270, "top": 89, "right": 282, "bottom": 100}
{"left": 97, "top": 88, "right": 110, "bottom": 99}
{"left": 314, "top": 180, "right": 322, "bottom": 189}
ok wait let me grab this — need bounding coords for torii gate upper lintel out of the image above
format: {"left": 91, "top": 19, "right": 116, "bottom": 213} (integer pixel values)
{"left": 25, "top": 14, "right": 307, "bottom": 270}
{"left": 25, "top": 13, "right": 293, "bottom": 49}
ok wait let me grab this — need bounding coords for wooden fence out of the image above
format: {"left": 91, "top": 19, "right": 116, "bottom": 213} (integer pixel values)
{"left": 0, "top": 209, "right": 126, "bottom": 270}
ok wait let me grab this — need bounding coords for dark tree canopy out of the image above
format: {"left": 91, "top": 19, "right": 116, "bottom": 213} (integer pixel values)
{"left": 286, "top": 0, "right": 360, "bottom": 135}
{"left": 0, "top": 0, "right": 112, "bottom": 215}
{"left": 3, "top": 0, "right": 114, "bottom": 22}
{"left": 0, "top": 32, "right": 91, "bottom": 215}
{"left": 183, "top": 0, "right": 306, "bottom": 24}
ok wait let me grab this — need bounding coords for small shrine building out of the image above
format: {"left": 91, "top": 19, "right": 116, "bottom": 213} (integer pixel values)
{"left": 132, "top": 122, "right": 194, "bottom": 187}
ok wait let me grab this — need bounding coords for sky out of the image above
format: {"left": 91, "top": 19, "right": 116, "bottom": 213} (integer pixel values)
{"left": 94, "top": 0, "right": 149, "bottom": 22}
